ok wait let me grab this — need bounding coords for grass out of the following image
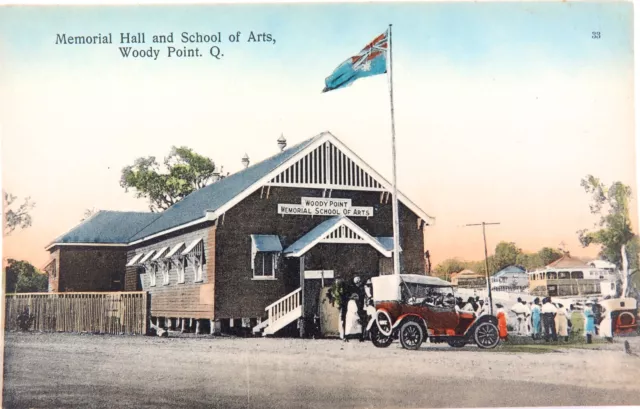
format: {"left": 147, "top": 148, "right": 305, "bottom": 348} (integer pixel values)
{"left": 496, "top": 342, "right": 605, "bottom": 354}
{"left": 496, "top": 336, "right": 607, "bottom": 354}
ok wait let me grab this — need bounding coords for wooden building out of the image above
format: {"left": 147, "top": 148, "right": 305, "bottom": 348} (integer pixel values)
{"left": 45, "top": 132, "right": 434, "bottom": 336}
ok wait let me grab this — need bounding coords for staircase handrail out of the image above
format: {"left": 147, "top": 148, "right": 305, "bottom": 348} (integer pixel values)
{"left": 265, "top": 287, "right": 301, "bottom": 311}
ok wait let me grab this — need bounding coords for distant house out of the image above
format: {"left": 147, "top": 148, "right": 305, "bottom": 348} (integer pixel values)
{"left": 490, "top": 265, "right": 527, "bottom": 291}
{"left": 528, "top": 253, "right": 617, "bottom": 297}
{"left": 451, "top": 269, "right": 486, "bottom": 288}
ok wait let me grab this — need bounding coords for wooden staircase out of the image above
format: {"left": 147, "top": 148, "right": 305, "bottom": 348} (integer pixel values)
{"left": 253, "top": 288, "right": 302, "bottom": 336}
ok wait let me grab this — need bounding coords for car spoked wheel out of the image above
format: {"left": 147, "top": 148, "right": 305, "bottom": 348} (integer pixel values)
{"left": 399, "top": 321, "right": 424, "bottom": 350}
{"left": 375, "top": 310, "right": 393, "bottom": 337}
{"left": 474, "top": 322, "right": 500, "bottom": 349}
{"left": 370, "top": 325, "right": 393, "bottom": 348}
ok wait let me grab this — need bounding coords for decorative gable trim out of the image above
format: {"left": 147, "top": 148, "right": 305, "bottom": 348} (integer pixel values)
{"left": 284, "top": 216, "right": 393, "bottom": 258}
{"left": 267, "top": 140, "right": 385, "bottom": 191}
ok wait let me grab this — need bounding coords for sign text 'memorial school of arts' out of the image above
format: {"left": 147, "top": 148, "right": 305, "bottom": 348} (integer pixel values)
{"left": 54, "top": 31, "right": 276, "bottom": 60}
{"left": 278, "top": 197, "right": 374, "bottom": 217}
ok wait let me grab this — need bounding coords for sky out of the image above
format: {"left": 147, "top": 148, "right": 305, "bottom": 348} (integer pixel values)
{"left": 0, "top": 1, "right": 636, "bottom": 269}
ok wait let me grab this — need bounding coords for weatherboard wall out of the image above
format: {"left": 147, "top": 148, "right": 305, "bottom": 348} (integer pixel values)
{"left": 125, "top": 224, "right": 216, "bottom": 320}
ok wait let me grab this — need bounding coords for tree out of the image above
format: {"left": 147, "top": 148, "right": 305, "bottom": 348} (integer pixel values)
{"left": 5, "top": 259, "right": 48, "bottom": 293}
{"left": 516, "top": 252, "right": 544, "bottom": 271}
{"left": 537, "top": 247, "right": 563, "bottom": 266}
{"left": 3, "top": 191, "right": 35, "bottom": 236}
{"left": 493, "top": 241, "right": 522, "bottom": 272}
{"left": 433, "top": 258, "right": 467, "bottom": 280}
{"left": 120, "top": 146, "right": 218, "bottom": 212}
{"left": 577, "top": 175, "right": 639, "bottom": 270}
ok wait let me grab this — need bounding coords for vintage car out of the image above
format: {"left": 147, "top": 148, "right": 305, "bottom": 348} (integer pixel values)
{"left": 368, "top": 274, "right": 503, "bottom": 350}
{"left": 598, "top": 297, "right": 639, "bottom": 338}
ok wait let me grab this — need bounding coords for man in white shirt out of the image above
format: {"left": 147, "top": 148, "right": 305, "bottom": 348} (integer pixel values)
{"left": 510, "top": 298, "right": 528, "bottom": 335}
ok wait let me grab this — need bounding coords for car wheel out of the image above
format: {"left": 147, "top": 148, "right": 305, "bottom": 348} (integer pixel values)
{"left": 474, "top": 322, "right": 500, "bottom": 349}
{"left": 375, "top": 309, "right": 393, "bottom": 337}
{"left": 370, "top": 325, "right": 393, "bottom": 348}
{"left": 447, "top": 338, "right": 466, "bottom": 348}
{"left": 399, "top": 320, "right": 424, "bottom": 350}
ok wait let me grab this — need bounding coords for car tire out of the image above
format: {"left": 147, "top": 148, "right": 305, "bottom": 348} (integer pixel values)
{"left": 399, "top": 320, "right": 424, "bottom": 350}
{"left": 370, "top": 325, "right": 393, "bottom": 348}
{"left": 375, "top": 309, "right": 393, "bottom": 337}
{"left": 474, "top": 322, "right": 500, "bottom": 349}
{"left": 447, "top": 338, "right": 466, "bottom": 348}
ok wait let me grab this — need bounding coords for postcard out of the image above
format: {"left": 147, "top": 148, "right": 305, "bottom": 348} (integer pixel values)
{"left": 1, "top": 1, "right": 638, "bottom": 408}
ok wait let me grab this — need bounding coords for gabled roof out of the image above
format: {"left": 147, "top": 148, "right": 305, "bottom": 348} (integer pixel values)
{"left": 546, "top": 254, "right": 590, "bottom": 269}
{"left": 283, "top": 216, "right": 393, "bottom": 257}
{"left": 46, "top": 211, "right": 160, "bottom": 250}
{"left": 494, "top": 265, "right": 527, "bottom": 277}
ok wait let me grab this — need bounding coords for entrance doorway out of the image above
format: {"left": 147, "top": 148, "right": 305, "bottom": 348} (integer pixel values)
{"left": 303, "top": 270, "right": 340, "bottom": 337}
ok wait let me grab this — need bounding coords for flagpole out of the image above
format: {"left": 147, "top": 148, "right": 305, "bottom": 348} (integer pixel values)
{"left": 387, "top": 23, "right": 401, "bottom": 276}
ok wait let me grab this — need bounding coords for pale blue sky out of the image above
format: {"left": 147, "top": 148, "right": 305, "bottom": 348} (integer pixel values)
{"left": 0, "top": 2, "right": 633, "bottom": 74}
{"left": 0, "top": 2, "right": 635, "bottom": 267}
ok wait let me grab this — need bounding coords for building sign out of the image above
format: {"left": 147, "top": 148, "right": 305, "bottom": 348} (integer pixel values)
{"left": 278, "top": 197, "right": 374, "bottom": 217}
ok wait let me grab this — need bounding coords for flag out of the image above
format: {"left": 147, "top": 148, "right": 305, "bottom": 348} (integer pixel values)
{"left": 322, "top": 30, "right": 388, "bottom": 93}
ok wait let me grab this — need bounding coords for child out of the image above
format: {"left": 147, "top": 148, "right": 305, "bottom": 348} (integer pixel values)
{"left": 495, "top": 303, "right": 508, "bottom": 340}
{"left": 584, "top": 302, "right": 596, "bottom": 344}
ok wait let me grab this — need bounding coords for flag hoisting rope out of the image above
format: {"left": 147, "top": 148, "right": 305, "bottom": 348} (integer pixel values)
{"left": 322, "top": 25, "right": 401, "bottom": 275}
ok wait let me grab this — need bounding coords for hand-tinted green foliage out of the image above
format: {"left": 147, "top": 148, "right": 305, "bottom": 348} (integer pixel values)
{"left": 5, "top": 259, "right": 48, "bottom": 293}
{"left": 120, "top": 146, "right": 218, "bottom": 212}
{"left": 577, "top": 175, "right": 639, "bottom": 270}
{"left": 433, "top": 244, "right": 564, "bottom": 279}
{"left": 3, "top": 191, "right": 35, "bottom": 235}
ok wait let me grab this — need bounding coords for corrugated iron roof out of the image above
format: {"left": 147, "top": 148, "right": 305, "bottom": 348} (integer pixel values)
{"left": 47, "top": 211, "right": 160, "bottom": 247}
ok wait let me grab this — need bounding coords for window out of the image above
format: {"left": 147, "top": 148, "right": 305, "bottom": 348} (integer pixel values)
{"left": 250, "top": 235, "right": 282, "bottom": 279}
{"left": 253, "top": 252, "right": 277, "bottom": 278}
{"left": 571, "top": 271, "right": 584, "bottom": 279}
{"left": 162, "top": 262, "right": 170, "bottom": 285}
{"left": 193, "top": 251, "right": 205, "bottom": 282}
{"left": 149, "top": 264, "right": 157, "bottom": 287}
{"left": 177, "top": 257, "right": 186, "bottom": 284}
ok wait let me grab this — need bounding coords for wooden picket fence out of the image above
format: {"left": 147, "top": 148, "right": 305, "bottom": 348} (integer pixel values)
{"left": 5, "top": 292, "right": 148, "bottom": 335}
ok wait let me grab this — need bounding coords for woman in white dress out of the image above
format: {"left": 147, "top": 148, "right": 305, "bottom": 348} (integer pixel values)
{"left": 344, "top": 294, "right": 363, "bottom": 342}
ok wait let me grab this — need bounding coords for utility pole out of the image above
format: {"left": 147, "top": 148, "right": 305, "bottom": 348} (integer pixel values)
{"left": 465, "top": 222, "right": 500, "bottom": 315}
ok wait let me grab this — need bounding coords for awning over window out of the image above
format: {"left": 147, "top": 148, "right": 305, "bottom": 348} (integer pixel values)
{"left": 165, "top": 242, "right": 185, "bottom": 258}
{"left": 151, "top": 246, "right": 169, "bottom": 261}
{"left": 139, "top": 250, "right": 156, "bottom": 264}
{"left": 181, "top": 238, "right": 203, "bottom": 256}
{"left": 251, "top": 235, "right": 283, "bottom": 253}
{"left": 126, "top": 253, "right": 144, "bottom": 267}
{"left": 251, "top": 235, "right": 282, "bottom": 270}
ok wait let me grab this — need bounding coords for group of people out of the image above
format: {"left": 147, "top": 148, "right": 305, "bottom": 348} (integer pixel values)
{"left": 455, "top": 296, "right": 491, "bottom": 316}
{"left": 505, "top": 296, "right": 599, "bottom": 343}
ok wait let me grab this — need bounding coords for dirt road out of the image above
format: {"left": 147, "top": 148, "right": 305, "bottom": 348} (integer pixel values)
{"left": 3, "top": 332, "right": 640, "bottom": 408}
